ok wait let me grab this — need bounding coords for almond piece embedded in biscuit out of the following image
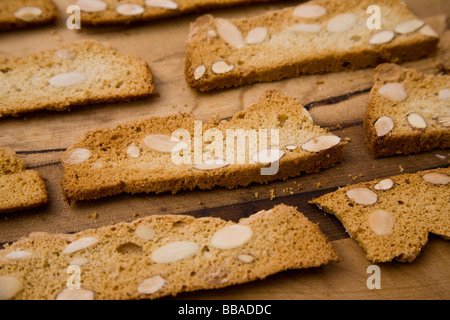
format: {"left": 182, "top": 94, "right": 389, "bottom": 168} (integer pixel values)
{"left": 438, "top": 89, "right": 450, "bottom": 100}
{"left": 252, "top": 148, "right": 284, "bottom": 164}
{"left": 138, "top": 276, "right": 167, "bottom": 295}
{"left": 135, "top": 225, "right": 156, "bottom": 241}
{"left": 215, "top": 18, "right": 245, "bottom": 49}
{"left": 69, "top": 257, "right": 89, "bottom": 266}
{"left": 236, "top": 253, "right": 255, "bottom": 263}
{"left": 143, "top": 134, "right": 182, "bottom": 153}
{"left": 293, "top": 4, "right": 326, "bottom": 18}
{"left": 327, "top": 13, "right": 358, "bottom": 33}
{"left": 76, "top": 0, "right": 107, "bottom": 12}
{"left": 56, "top": 289, "right": 95, "bottom": 300}
{"left": 301, "top": 135, "right": 341, "bottom": 152}
{"left": 14, "top": 7, "right": 42, "bottom": 21}
{"left": 194, "top": 65, "right": 206, "bottom": 80}
{"left": 285, "top": 145, "right": 297, "bottom": 150}
{"left": 48, "top": 72, "right": 87, "bottom": 87}
{"left": 374, "top": 179, "right": 394, "bottom": 190}
{"left": 211, "top": 61, "right": 234, "bottom": 74}
{"left": 193, "top": 158, "right": 228, "bottom": 170}
{"left": 423, "top": 172, "right": 450, "bottom": 185}
{"left": 211, "top": 225, "right": 253, "bottom": 249}
{"left": 246, "top": 27, "right": 267, "bottom": 44}
{"left": 126, "top": 144, "right": 141, "bottom": 158}
{"left": 145, "top": 0, "right": 178, "bottom": 9}
{"left": 420, "top": 25, "right": 439, "bottom": 37}
{"left": 395, "top": 19, "right": 424, "bottom": 34}
{"left": 0, "top": 276, "right": 23, "bottom": 300}
{"left": 116, "top": 4, "right": 144, "bottom": 15}
{"left": 287, "top": 23, "right": 322, "bottom": 33}
{"left": 437, "top": 116, "right": 450, "bottom": 127}
{"left": 367, "top": 210, "right": 395, "bottom": 235}
{"left": 369, "top": 30, "right": 395, "bottom": 44}
{"left": 151, "top": 241, "right": 199, "bottom": 263}
{"left": 5, "top": 250, "right": 32, "bottom": 260}
{"left": 407, "top": 113, "right": 427, "bottom": 129}
{"left": 374, "top": 116, "right": 394, "bottom": 137}
{"left": 346, "top": 188, "right": 378, "bottom": 205}
{"left": 379, "top": 83, "right": 407, "bottom": 102}
{"left": 62, "top": 237, "right": 99, "bottom": 254}
{"left": 64, "top": 148, "right": 92, "bottom": 165}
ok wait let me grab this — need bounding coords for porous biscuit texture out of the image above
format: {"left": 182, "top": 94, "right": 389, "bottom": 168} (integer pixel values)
{"left": 0, "top": 204, "right": 340, "bottom": 300}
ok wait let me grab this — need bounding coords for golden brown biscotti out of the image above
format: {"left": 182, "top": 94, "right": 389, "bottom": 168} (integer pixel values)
{"left": 309, "top": 168, "right": 450, "bottom": 263}
{"left": 0, "top": 204, "right": 340, "bottom": 300}
{"left": 364, "top": 63, "right": 450, "bottom": 158}
{"left": 0, "top": 147, "right": 48, "bottom": 214}
{"left": 0, "top": 41, "right": 156, "bottom": 118}
{"left": 61, "top": 90, "right": 347, "bottom": 202}
{"left": 0, "top": 0, "right": 58, "bottom": 31}
{"left": 185, "top": 0, "right": 439, "bottom": 92}
{"left": 74, "top": 0, "right": 285, "bottom": 26}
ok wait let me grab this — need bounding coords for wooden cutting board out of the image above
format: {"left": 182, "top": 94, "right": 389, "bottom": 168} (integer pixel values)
{"left": 0, "top": 0, "right": 449, "bottom": 300}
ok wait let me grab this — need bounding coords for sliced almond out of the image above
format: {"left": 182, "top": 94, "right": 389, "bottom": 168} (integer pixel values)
{"left": 252, "top": 148, "right": 284, "bottom": 164}
{"left": 194, "top": 65, "right": 206, "bottom": 80}
{"left": 438, "top": 89, "right": 450, "bottom": 100}
{"left": 301, "top": 135, "right": 341, "bottom": 152}
{"left": 5, "top": 250, "right": 32, "bottom": 260}
{"left": 419, "top": 25, "right": 439, "bottom": 37}
{"left": 423, "top": 172, "right": 450, "bottom": 185}
{"left": 285, "top": 145, "right": 297, "bottom": 150}
{"left": 374, "top": 116, "right": 394, "bottom": 137}
{"left": 215, "top": 18, "right": 245, "bottom": 49}
{"left": 379, "top": 82, "right": 407, "bottom": 102}
{"left": 207, "top": 30, "right": 217, "bottom": 37}
{"left": 138, "top": 276, "right": 166, "bottom": 295}
{"left": 246, "top": 27, "right": 267, "bottom": 44}
{"left": 55, "top": 49, "right": 76, "bottom": 60}
{"left": 368, "top": 210, "right": 395, "bottom": 235}
{"left": 395, "top": 19, "right": 424, "bottom": 34}
{"left": 151, "top": 241, "right": 199, "bottom": 263}
{"left": 369, "top": 30, "right": 395, "bottom": 45}
{"left": 145, "top": 0, "right": 178, "bottom": 9}
{"left": 135, "top": 225, "right": 156, "bottom": 241}
{"left": 287, "top": 23, "right": 322, "bottom": 33}
{"left": 116, "top": 4, "right": 144, "bottom": 15}
{"left": 235, "top": 253, "right": 255, "bottom": 264}
{"left": 143, "top": 134, "right": 182, "bottom": 153}
{"left": 69, "top": 257, "right": 89, "bottom": 266}
{"left": 407, "top": 113, "right": 427, "bottom": 129}
{"left": 56, "top": 289, "right": 95, "bottom": 300}
{"left": 346, "top": 188, "right": 378, "bottom": 205}
{"left": 76, "top": 0, "right": 107, "bottom": 12}
{"left": 193, "top": 158, "right": 228, "bottom": 170}
{"left": 0, "top": 276, "right": 23, "bottom": 300}
{"left": 211, "top": 225, "right": 253, "bottom": 250}
{"left": 327, "top": 13, "right": 358, "bottom": 33}
{"left": 62, "top": 237, "right": 99, "bottom": 254}
{"left": 437, "top": 116, "right": 450, "bottom": 127}
{"left": 211, "top": 61, "right": 234, "bottom": 74}
{"left": 126, "top": 144, "right": 141, "bottom": 158}
{"left": 14, "top": 7, "right": 42, "bottom": 21}
{"left": 293, "top": 4, "right": 326, "bottom": 18}
{"left": 64, "top": 148, "right": 92, "bottom": 165}
{"left": 374, "top": 179, "right": 394, "bottom": 190}
{"left": 48, "top": 72, "right": 87, "bottom": 87}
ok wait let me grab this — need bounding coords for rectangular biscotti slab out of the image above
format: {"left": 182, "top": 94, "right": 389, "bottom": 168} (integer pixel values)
{"left": 310, "top": 168, "right": 450, "bottom": 263}
{"left": 0, "top": 41, "right": 156, "bottom": 118}
{"left": 61, "top": 90, "right": 347, "bottom": 202}
{"left": 0, "top": 204, "right": 340, "bottom": 300}
{"left": 185, "top": 0, "right": 440, "bottom": 91}
{"left": 0, "top": 0, "right": 58, "bottom": 31}
{"left": 364, "top": 63, "right": 450, "bottom": 158}
{"left": 75, "top": 0, "right": 284, "bottom": 26}
{"left": 0, "top": 147, "right": 48, "bottom": 214}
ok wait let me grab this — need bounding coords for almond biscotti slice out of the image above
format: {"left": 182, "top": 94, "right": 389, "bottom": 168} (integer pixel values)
{"left": 364, "top": 63, "right": 450, "bottom": 158}
{"left": 0, "top": 41, "right": 156, "bottom": 118}
{"left": 185, "top": 0, "right": 439, "bottom": 92}
{"left": 74, "top": 0, "right": 284, "bottom": 26}
{"left": 0, "top": 204, "right": 340, "bottom": 300}
{"left": 0, "top": 0, "right": 58, "bottom": 31}
{"left": 61, "top": 90, "right": 346, "bottom": 202}
{"left": 309, "top": 168, "right": 450, "bottom": 263}
{"left": 0, "top": 147, "right": 48, "bottom": 214}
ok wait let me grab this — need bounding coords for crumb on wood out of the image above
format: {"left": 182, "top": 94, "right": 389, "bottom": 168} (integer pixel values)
{"left": 92, "top": 212, "right": 98, "bottom": 219}
{"left": 254, "top": 192, "right": 259, "bottom": 199}
{"left": 316, "top": 182, "right": 322, "bottom": 189}
{"left": 399, "top": 165, "right": 404, "bottom": 172}
{"left": 132, "top": 212, "right": 139, "bottom": 217}
{"left": 269, "top": 189, "right": 276, "bottom": 200}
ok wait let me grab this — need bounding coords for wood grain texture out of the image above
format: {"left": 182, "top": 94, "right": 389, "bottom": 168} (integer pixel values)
{"left": 0, "top": 0, "right": 448, "bottom": 300}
